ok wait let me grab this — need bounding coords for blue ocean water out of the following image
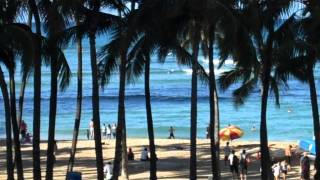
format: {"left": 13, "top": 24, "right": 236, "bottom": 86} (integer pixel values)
{"left": 0, "top": 35, "right": 319, "bottom": 141}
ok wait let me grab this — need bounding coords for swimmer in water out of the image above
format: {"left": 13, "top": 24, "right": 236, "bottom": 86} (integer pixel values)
{"left": 251, "top": 125, "right": 256, "bottom": 131}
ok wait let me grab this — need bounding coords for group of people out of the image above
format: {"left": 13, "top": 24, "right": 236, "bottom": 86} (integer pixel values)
{"left": 86, "top": 119, "right": 117, "bottom": 140}
{"left": 102, "top": 123, "right": 117, "bottom": 139}
{"left": 103, "top": 146, "right": 155, "bottom": 180}
{"left": 224, "top": 142, "right": 249, "bottom": 180}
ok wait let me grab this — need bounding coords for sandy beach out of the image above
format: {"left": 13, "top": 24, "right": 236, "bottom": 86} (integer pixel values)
{"left": 0, "top": 138, "right": 316, "bottom": 179}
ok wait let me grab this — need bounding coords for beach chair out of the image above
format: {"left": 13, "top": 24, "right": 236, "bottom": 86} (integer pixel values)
{"left": 66, "top": 172, "right": 82, "bottom": 180}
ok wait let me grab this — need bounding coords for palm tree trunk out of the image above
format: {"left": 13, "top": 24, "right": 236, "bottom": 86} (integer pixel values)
{"left": 18, "top": 75, "right": 27, "bottom": 136}
{"left": 121, "top": 120, "right": 128, "bottom": 179}
{"left": 9, "top": 70, "right": 24, "bottom": 180}
{"left": 260, "top": 60, "right": 271, "bottom": 180}
{"left": 89, "top": 30, "right": 104, "bottom": 180}
{"left": 307, "top": 64, "right": 320, "bottom": 179}
{"left": 28, "top": 0, "right": 42, "bottom": 178}
{"left": 208, "top": 35, "right": 220, "bottom": 179}
{"left": 67, "top": 17, "right": 83, "bottom": 173}
{"left": 145, "top": 54, "right": 157, "bottom": 179}
{"left": 46, "top": 53, "right": 58, "bottom": 180}
{"left": 190, "top": 28, "right": 200, "bottom": 180}
{"left": 0, "top": 67, "right": 14, "bottom": 180}
{"left": 113, "top": 52, "right": 127, "bottom": 179}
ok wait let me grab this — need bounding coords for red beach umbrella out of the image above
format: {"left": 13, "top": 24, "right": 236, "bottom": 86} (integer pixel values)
{"left": 219, "top": 125, "right": 244, "bottom": 141}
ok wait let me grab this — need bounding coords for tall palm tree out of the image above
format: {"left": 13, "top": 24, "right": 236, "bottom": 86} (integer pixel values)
{"left": 27, "top": 0, "right": 43, "bottom": 178}
{"left": 38, "top": 0, "right": 69, "bottom": 178}
{"left": 301, "top": 2, "right": 320, "bottom": 178}
{"left": 61, "top": 0, "right": 85, "bottom": 172}
{"left": 88, "top": 1, "right": 105, "bottom": 178}
{"left": 0, "top": 61, "right": 14, "bottom": 180}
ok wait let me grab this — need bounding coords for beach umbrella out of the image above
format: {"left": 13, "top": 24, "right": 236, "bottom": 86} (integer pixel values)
{"left": 219, "top": 125, "right": 244, "bottom": 141}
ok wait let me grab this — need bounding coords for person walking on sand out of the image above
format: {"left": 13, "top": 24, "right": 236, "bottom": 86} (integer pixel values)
{"left": 300, "top": 152, "right": 310, "bottom": 180}
{"left": 89, "top": 119, "right": 94, "bottom": 139}
{"left": 104, "top": 161, "right": 113, "bottom": 180}
{"left": 228, "top": 150, "right": 239, "bottom": 179}
{"left": 224, "top": 142, "right": 231, "bottom": 166}
{"left": 285, "top": 145, "right": 292, "bottom": 166}
{"left": 272, "top": 162, "right": 281, "bottom": 180}
{"left": 111, "top": 123, "right": 116, "bottom": 138}
{"left": 281, "top": 160, "right": 288, "bottom": 180}
{"left": 107, "top": 124, "right": 112, "bottom": 139}
{"left": 168, "top": 126, "right": 175, "bottom": 139}
{"left": 239, "top": 149, "right": 249, "bottom": 180}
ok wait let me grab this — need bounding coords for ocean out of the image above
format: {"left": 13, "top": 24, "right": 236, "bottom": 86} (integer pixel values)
{"left": 0, "top": 35, "right": 319, "bottom": 141}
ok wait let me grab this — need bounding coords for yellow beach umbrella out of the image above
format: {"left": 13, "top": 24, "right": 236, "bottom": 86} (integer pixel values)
{"left": 219, "top": 125, "right": 244, "bottom": 141}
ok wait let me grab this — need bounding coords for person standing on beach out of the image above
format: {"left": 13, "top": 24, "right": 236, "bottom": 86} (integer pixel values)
{"left": 206, "top": 126, "right": 210, "bottom": 139}
{"left": 89, "top": 119, "right": 94, "bottom": 139}
{"left": 224, "top": 142, "right": 231, "bottom": 166}
{"left": 102, "top": 123, "right": 107, "bottom": 138}
{"left": 111, "top": 123, "right": 116, "bottom": 139}
{"left": 272, "top": 162, "right": 281, "bottom": 180}
{"left": 239, "top": 149, "right": 249, "bottom": 180}
{"left": 300, "top": 152, "right": 310, "bottom": 180}
{"left": 20, "top": 120, "right": 27, "bottom": 140}
{"left": 53, "top": 140, "right": 58, "bottom": 163}
{"left": 168, "top": 126, "right": 175, "bottom": 139}
{"left": 107, "top": 124, "right": 112, "bottom": 139}
{"left": 285, "top": 145, "right": 292, "bottom": 166}
{"left": 86, "top": 129, "right": 90, "bottom": 140}
{"left": 228, "top": 150, "right": 239, "bottom": 179}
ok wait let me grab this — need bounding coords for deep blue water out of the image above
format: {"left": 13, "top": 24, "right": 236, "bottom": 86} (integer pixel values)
{"left": 0, "top": 35, "right": 319, "bottom": 141}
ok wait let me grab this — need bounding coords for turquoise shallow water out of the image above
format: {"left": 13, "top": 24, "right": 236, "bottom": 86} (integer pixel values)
{"left": 0, "top": 35, "right": 319, "bottom": 141}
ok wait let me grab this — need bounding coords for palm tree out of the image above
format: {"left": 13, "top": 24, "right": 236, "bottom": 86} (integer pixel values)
{"left": 218, "top": 1, "right": 297, "bottom": 178}
{"left": 88, "top": 2, "right": 105, "bottom": 178}
{"left": 0, "top": 62, "right": 14, "bottom": 180}
{"left": 295, "top": 2, "right": 320, "bottom": 178}
{"left": 61, "top": 0, "right": 85, "bottom": 172}
{"left": 27, "top": 0, "right": 43, "bottom": 178}
{"left": 38, "top": 0, "right": 68, "bottom": 178}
